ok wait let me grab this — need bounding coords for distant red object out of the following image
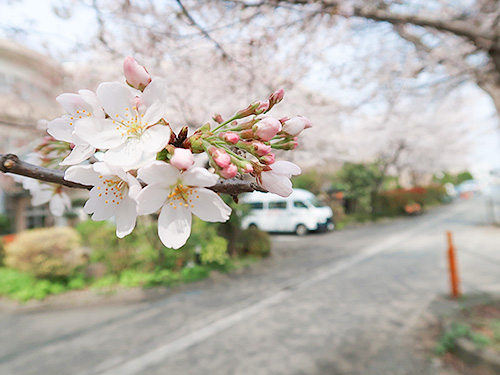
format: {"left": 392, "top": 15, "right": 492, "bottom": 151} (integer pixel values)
{"left": 2, "top": 234, "right": 16, "bottom": 244}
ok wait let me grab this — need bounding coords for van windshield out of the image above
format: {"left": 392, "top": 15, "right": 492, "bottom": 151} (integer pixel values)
{"left": 309, "top": 197, "right": 326, "bottom": 208}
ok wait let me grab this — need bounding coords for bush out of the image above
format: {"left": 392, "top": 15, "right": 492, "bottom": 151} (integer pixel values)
{"left": 76, "top": 219, "right": 162, "bottom": 274}
{"left": 5, "top": 227, "right": 84, "bottom": 279}
{"left": 373, "top": 185, "right": 447, "bottom": 217}
{"left": 236, "top": 226, "right": 271, "bottom": 257}
{"left": 0, "top": 214, "right": 11, "bottom": 235}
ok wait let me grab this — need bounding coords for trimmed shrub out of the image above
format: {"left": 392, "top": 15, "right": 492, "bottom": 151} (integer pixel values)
{"left": 5, "top": 227, "right": 84, "bottom": 279}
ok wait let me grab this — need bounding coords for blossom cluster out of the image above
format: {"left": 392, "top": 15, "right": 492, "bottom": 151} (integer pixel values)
{"left": 22, "top": 57, "right": 310, "bottom": 249}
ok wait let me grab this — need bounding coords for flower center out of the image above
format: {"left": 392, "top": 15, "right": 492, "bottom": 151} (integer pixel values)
{"left": 167, "top": 183, "right": 199, "bottom": 209}
{"left": 97, "top": 175, "right": 128, "bottom": 205}
{"left": 113, "top": 106, "right": 149, "bottom": 138}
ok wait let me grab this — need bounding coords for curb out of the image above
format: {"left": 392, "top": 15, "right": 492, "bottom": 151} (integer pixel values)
{"left": 454, "top": 337, "right": 500, "bottom": 374}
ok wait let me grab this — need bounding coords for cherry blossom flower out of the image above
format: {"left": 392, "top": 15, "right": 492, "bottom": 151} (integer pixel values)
{"left": 74, "top": 79, "right": 171, "bottom": 170}
{"left": 259, "top": 160, "right": 301, "bottom": 197}
{"left": 31, "top": 184, "right": 72, "bottom": 217}
{"left": 64, "top": 162, "right": 142, "bottom": 238}
{"left": 10, "top": 172, "right": 71, "bottom": 217}
{"left": 47, "top": 89, "right": 105, "bottom": 165}
{"left": 135, "top": 161, "right": 231, "bottom": 249}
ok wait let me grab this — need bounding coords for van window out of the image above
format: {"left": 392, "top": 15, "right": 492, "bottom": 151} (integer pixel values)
{"left": 269, "top": 201, "right": 287, "bottom": 209}
{"left": 249, "top": 202, "right": 264, "bottom": 210}
{"left": 293, "top": 201, "right": 307, "bottom": 208}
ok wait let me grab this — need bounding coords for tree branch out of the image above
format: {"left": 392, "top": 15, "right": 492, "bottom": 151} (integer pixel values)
{"left": 0, "top": 154, "right": 266, "bottom": 196}
{"left": 351, "top": 6, "right": 495, "bottom": 48}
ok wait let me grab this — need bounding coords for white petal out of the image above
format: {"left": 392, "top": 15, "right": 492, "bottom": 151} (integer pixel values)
{"left": 182, "top": 167, "right": 219, "bottom": 188}
{"left": 31, "top": 186, "right": 52, "bottom": 206}
{"left": 103, "top": 139, "right": 145, "bottom": 169}
{"left": 271, "top": 161, "right": 301, "bottom": 177}
{"left": 85, "top": 189, "right": 117, "bottom": 220}
{"left": 158, "top": 205, "right": 192, "bottom": 249}
{"left": 97, "top": 82, "right": 137, "bottom": 120}
{"left": 92, "top": 162, "right": 127, "bottom": 180}
{"left": 137, "top": 161, "right": 180, "bottom": 185}
{"left": 136, "top": 184, "right": 169, "bottom": 215}
{"left": 190, "top": 188, "right": 231, "bottom": 222}
{"left": 138, "top": 125, "right": 171, "bottom": 153}
{"left": 60, "top": 144, "right": 96, "bottom": 166}
{"left": 126, "top": 174, "right": 143, "bottom": 200}
{"left": 49, "top": 194, "right": 67, "bottom": 217}
{"left": 78, "top": 89, "right": 105, "bottom": 118}
{"left": 64, "top": 165, "right": 99, "bottom": 185}
{"left": 56, "top": 93, "right": 94, "bottom": 115}
{"left": 74, "top": 118, "right": 125, "bottom": 149}
{"left": 261, "top": 172, "right": 293, "bottom": 197}
{"left": 47, "top": 116, "right": 74, "bottom": 142}
{"left": 115, "top": 197, "right": 137, "bottom": 238}
{"left": 140, "top": 78, "right": 168, "bottom": 124}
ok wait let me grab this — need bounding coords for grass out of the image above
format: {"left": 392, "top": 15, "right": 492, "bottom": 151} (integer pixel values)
{"left": 435, "top": 299, "right": 500, "bottom": 355}
{"left": 0, "top": 257, "right": 257, "bottom": 302}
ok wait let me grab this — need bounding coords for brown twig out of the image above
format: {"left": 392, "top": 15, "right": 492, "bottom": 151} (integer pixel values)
{"left": 0, "top": 153, "right": 266, "bottom": 196}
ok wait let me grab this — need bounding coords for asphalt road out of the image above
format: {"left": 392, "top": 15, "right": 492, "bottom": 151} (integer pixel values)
{"left": 1, "top": 197, "right": 500, "bottom": 375}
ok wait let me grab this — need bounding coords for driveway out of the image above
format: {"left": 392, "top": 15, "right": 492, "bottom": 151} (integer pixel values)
{"left": 1, "top": 197, "right": 499, "bottom": 375}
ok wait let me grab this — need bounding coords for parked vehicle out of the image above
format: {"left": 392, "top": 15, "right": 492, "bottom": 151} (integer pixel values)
{"left": 240, "top": 189, "right": 334, "bottom": 235}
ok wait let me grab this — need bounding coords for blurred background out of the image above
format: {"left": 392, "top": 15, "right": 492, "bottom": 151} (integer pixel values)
{"left": 2, "top": 1, "right": 500, "bottom": 375}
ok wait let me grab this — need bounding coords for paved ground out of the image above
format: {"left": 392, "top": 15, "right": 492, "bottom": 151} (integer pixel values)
{"left": 1, "top": 197, "right": 499, "bottom": 375}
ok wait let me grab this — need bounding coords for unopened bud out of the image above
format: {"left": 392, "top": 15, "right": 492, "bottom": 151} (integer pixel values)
{"left": 268, "top": 89, "right": 285, "bottom": 107}
{"left": 123, "top": 56, "right": 152, "bottom": 91}
{"left": 213, "top": 113, "right": 224, "bottom": 124}
{"left": 209, "top": 147, "right": 231, "bottom": 168}
{"left": 170, "top": 148, "right": 194, "bottom": 170}
{"left": 220, "top": 132, "right": 240, "bottom": 144}
{"left": 254, "top": 100, "right": 269, "bottom": 114}
{"left": 253, "top": 116, "right": 281, "bottom": 141}
{"left": 236, "top": 102, "right": 260, "bottom": 118}
{"left": 253, "top": 142, "right": 272, "bottom": 156}
{"left": 282, "top": 116, "right": 312, "bottom": 136}
{"left": 220, "top": 164, "right": 238, "bottom": 179}
{"left": 259, "top": 153, "right": 275, "bottom": 165}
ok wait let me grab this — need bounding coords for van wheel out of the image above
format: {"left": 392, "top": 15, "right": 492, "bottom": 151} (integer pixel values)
{"left": 295, "top": 224, "right": 308, "bottom": 236}
{"left": 248, "top": 223, "right": 258, "bottom": 230}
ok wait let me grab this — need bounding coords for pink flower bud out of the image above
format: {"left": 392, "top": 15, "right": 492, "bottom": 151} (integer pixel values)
{"left": 123, "top": 56, "right": 152, "bottom": 91}
{"left": 282, "top": 116, "right": 312, "bottom": 136}
{"left": 260, "top": 153, "right": 275, "bottom": 165}
{"left": 220, "top": 132, "right": 240, "bottom": 144}
{"left": 253, "top": 116, "right": 282, "bottom": 141}
{"left": 279, "top": 116, "right": 290, "bottom": 124}
{"left": 255, "top": 100, "right": 269, "bottom": 114}
{"left": 220, "top": 164, "right": 238, "bottom": 179}
{"left": 213, "top": 113, "right": 224, "bottom": 124}
{"left": 241, "top": 162, "right": 253, "bottom": 173}
{"left": 210, "top": 147, "right": 231, "bottom": 168}
{"left": 170, "top": 148, "right": 194, "bottom": 170}
{"left": 269, "top": 89, "right": 284, "bottom": 105}
{"left": 253, "top": 142, "right": 272, "bottom": 156}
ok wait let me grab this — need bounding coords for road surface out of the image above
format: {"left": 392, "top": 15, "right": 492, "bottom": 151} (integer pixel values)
{"left": 1, "top": 197, "right": 499, "bottom": 375}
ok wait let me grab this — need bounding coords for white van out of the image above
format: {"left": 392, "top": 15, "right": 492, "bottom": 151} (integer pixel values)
{"left": 240, "top": 189, "right": 334, "bottom": 235}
